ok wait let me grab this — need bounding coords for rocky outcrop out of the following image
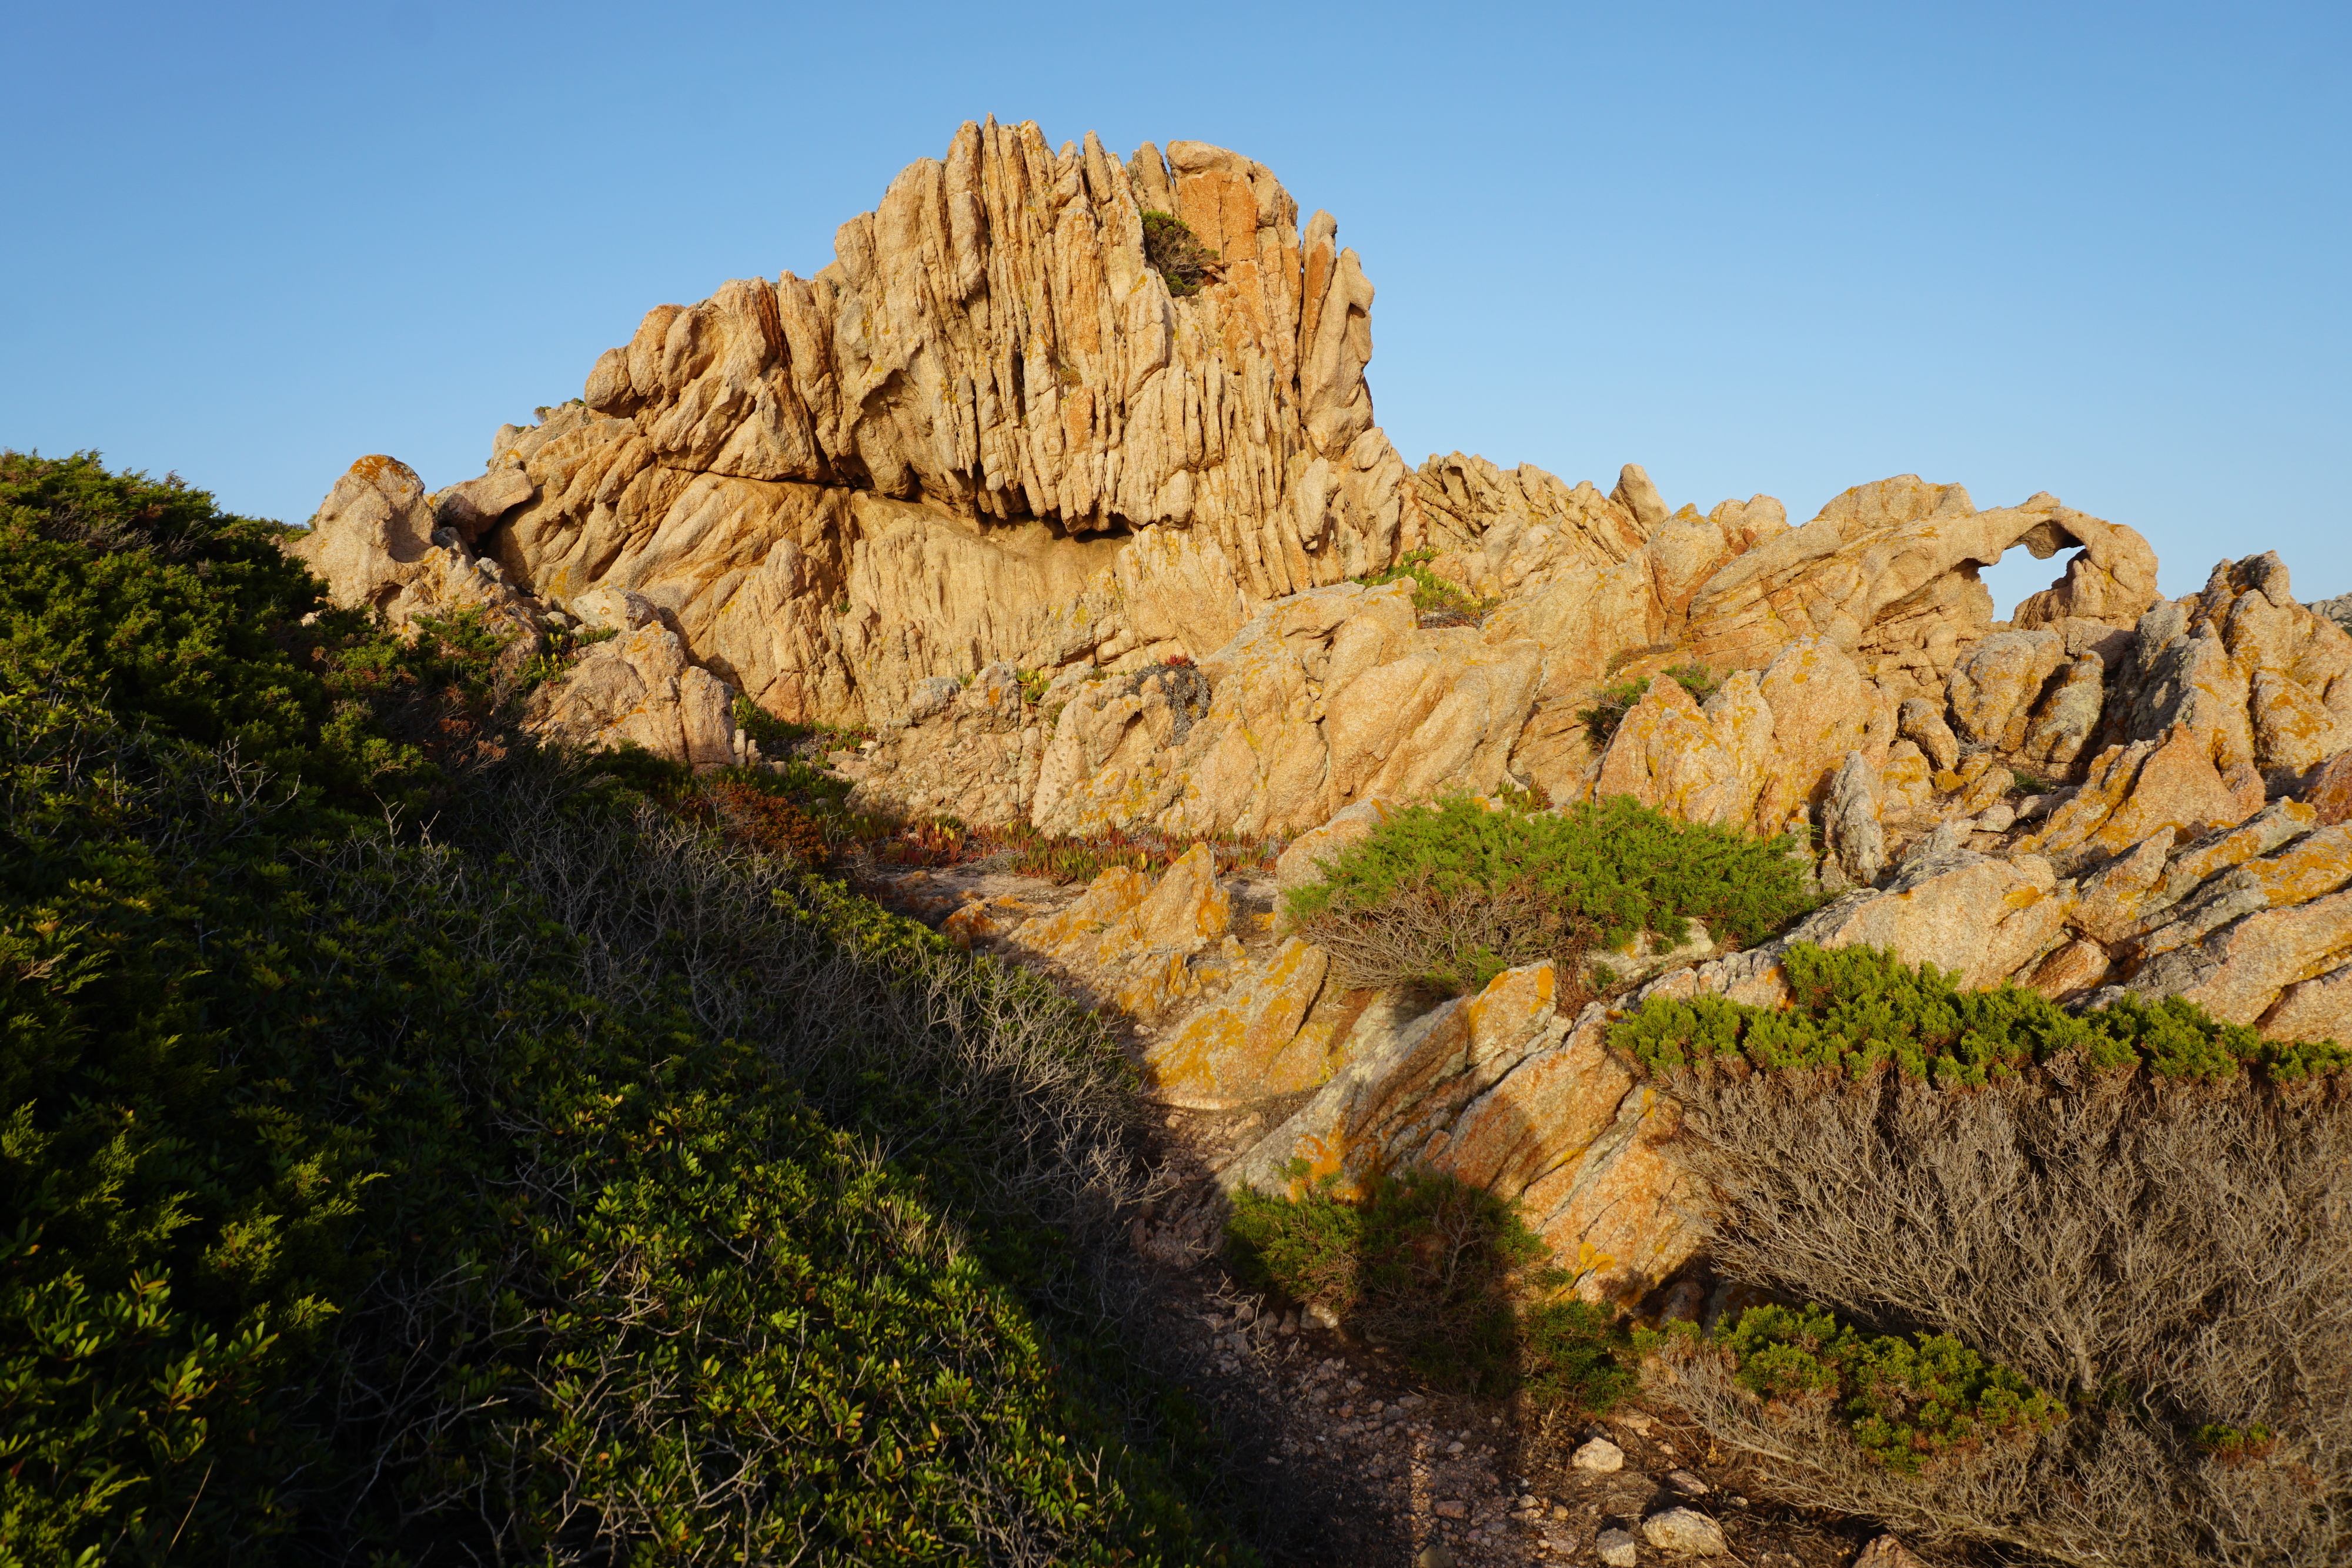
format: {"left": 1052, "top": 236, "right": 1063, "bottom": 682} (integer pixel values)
{"left": 1678, "top": 479, "right": 2160, "bottom": 695}
{"left": 456, "top": 121, "right": 1421, "bottom": 732}
{"left": 294, "top": 121, "right": 2352, "bottom": 1303}
{"left": 292, "top": 454, "right": 545, "bottom": 655}
{"left": 526, "top": 616, "right": 740, "bottom": 768}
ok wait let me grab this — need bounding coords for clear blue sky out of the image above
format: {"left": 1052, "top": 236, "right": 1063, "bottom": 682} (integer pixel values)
{"left": 6, "top": 1, "right": 2346, "bottom": 609}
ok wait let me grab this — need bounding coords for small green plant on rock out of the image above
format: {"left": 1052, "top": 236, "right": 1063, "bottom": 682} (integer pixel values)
{"left": 1354, "top": 547, "right": 1494, "bottom": 626}
{"left": 1578, "top": 660, "right": 1722, "bottom": 747}
{"left": 1140, "top": 209, "right": 1218, "bottom": 296}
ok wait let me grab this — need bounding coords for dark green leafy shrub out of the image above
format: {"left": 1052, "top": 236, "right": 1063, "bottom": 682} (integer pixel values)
{"left": 1708, "top": 1304, "right": 2063, "bottom": 1473}
{"left": 1226, "top": 1166, "right": 1633, "bottom": 1409}
{"left": 1578, "top": 660, "right": 1722, "bottom": 746}
{"left": 1612, "top": 941, "right": 2351, "bottom": 1088}
{"left": 0, "top": 452, "right": 1244, "bottom": 1564}
{"left": 0, "top": 677, "right": 1228, "bottom": 1562}
{"left": 1139, "top": 210, "right": 1217, "bottom": 296}
{"left": 1282, "top": 793, "right": 1814, "bottom": 995}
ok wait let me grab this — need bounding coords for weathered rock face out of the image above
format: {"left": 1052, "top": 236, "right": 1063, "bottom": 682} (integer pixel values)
{"left": 462, "top": 121, "right": 1418, "bottom": 731}
{"left": 295, "top": 122, "right": 2352, "bottom": 1291}
{"left": 305, "top": 123, "right": 2237, "bottom": 841}
{"left": 292, "top": 454, "right": 545, "bottom": 652}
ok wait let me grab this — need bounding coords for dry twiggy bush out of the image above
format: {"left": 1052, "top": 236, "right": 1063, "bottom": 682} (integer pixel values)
{"left": 1651, "top": 1062, "right": 2352, "bottom": 1567}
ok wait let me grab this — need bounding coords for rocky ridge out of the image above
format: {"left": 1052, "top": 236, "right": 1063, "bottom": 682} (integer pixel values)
{"left": 293, "top": 118, "right": 2352, "bottom": 1326}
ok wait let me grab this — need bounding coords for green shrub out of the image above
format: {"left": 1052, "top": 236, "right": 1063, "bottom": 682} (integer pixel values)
{"left": 1227, "top": 1168, "right": 1633, "bottom": 1410}
{"left": 0, "top": 452, "right": 1245, "bottom": 1564}
{"left": 1578, "top": 660, "right": 1722, "bottom": 747}
{"left": 1705, "top": 1304, "right": 2063, "bottom": 1473}
{"left": 1630, "top": 943, "right": 2352, "bottom": 1567}
{"left": 1139, "top": 210, "right": 1217, "bottom": 296}
{"left": 1352, "top": 549, "right": 1493, "bottom": 624}
{"left": 1612, "top": 941, "right": 2352, "bottom": 1088}
{"left": 1282, "top": 793, "right": 1814, "bottom": 995}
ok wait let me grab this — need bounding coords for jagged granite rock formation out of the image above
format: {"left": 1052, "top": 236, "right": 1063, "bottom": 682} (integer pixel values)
{"left": 298, "top": 118, "right": 2352, "bottom": 1309}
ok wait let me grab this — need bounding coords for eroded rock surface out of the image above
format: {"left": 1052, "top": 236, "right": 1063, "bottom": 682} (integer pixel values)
{"left": 291, "top": 119, "right": 2352, "bottom": 1308}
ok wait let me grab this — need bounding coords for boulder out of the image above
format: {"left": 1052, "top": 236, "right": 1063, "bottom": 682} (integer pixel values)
{"left": 1947, "top": 628, "right": 2064, "bottom": 751}
{"left": 1854, "top": 1537, "right": 1927, "bottom": 1568}
{"left": 996, "top": 845, "right": 1247, "bottom": 1022}
{"left": 1896, "top": 696, "right": 1960, "bottom": 773}
{"left": 1821, "top": 750, "right": 1886, "bottom": 887}
{"left": 289, "top": 455, "right": 544, "bottom": 651}
{"left": 1145, "top": 938, "right": 1337, "bottom": 1108}
{"left": 527, "top": 621, "right": 737, "bottom": 767}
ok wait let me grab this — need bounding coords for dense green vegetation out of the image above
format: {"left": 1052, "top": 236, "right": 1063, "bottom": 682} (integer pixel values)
{"left": 1613, "top": 940, "right": 2352, "bottom": 1088}
{"left": 1225, "top": 1169, "right": 1635, "bottom": 1413}
{"left": 0, "top": 453, "right": 1240, "bottom": 1564}
{"left": 1282, "top": 793, "right": 1815, "bottom": 995}
{"left": 1666, "top": 1304, "right": 2064, "bottom": 1474}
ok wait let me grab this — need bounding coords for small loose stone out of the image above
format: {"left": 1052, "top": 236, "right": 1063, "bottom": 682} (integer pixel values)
{"left": 1642, "top": 1506, "right": 1728, "bottom": 1556}
{"left": 1573, "top": 1436, "right": 1626, "bottom": 1472}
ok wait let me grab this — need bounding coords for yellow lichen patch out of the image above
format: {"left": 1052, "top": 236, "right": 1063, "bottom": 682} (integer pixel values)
{"left": 1145, "top": 938, "right": 1331, "bottom": 1101}
{"left": 2232, "top": 824, "right": 2352, "bottom": 909}
{"left": 942, "top": 902, "right": 1000, "bottom": 949}
{"left": 2169, "top": 803, "right": 2316, "bottom": 893}
{"left": 1015, "top": 864, "right": 1150, "bottom": 962}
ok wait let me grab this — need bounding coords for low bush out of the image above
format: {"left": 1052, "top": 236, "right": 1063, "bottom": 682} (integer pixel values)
{"left": 1282, "top": 793, "right": 1815, "bottom": 995}
{"left": 1226, "top": 1168, "right": 1635, "bottom": 1411}
{"left": 0, "top": 451, "right": 1250, "bottom": 1564}
{"left": 1668, "top": 1304, "right": 2064, "bottom": 1474}
{"left": 1353, "top": 548, "right": 1492, "bottom": 625}
{"left": 1578, "top": 660, "right": 1721, "bottom": 747}
{"left": 1621, "top": 943, "right": 2352, "bottom": 1567}
{"left": 1614, "top": 941, "right": 2352, "bottom": 1087}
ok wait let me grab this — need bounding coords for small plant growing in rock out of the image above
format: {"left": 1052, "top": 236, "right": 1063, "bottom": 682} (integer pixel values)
{"left": 1140, "top": 209, "right": 1218, "bottom": 295}
{"left": 1578, "top": 660, "right": 1722, "bottom": 747}
{"left": 1013, "top": 667, "right": 1050, "bottom": 706}
{"left": 1121, "top": 660, "right": 1212, "bottom": 743}
{"left": 1353, "top": 547, "right": 1494, "bottom": 626}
